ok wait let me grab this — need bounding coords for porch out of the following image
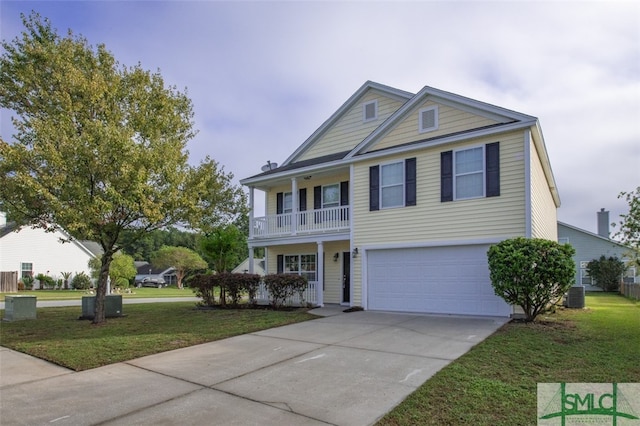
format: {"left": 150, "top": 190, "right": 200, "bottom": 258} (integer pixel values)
{"left": 251, "top": 206, "right": 350, "bottom": 239}
{"left": 256, "top": 280, "right": 319, "bottom": 307}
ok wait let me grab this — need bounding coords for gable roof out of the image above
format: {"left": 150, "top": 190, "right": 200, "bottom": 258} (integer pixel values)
{"left": 241, "top": 81, "right": 560, "bottom": 206}
{"left": 558, "top": 221, "right": 629, "bottom": 250}
{"left": 281, "top": 81, "right": 413, "bottom": 166}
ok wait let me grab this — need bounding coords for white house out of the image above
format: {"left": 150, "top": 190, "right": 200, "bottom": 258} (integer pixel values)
{"left": 0, "top": 212, "right": 102, "bottom": 287}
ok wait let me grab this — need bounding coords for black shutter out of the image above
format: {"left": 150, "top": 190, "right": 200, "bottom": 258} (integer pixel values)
{"left": 486, "top": 142, "right": 500, "bottom": 197}
{"left": 340, "top": 181, "right": 349, "bottom": 221}
{"left": 441, "top": 151, "right": 453, "bottom": 202}
{"left": 405, "top": 158, "right": 416, "bottom": 206}
{"left": 277, "top": 255, "right": 284, "bottom": 274}
{"left": 340, "top": 181, "right": 349, "bottom": 206}
{"left": 369, "top": 166, "right": 380, "bottom": 211}
{"left": 299, "top": 188, "right": 307, "bottom": 225}
{"left": 314, "top": 186, "right": 322, "bottom": 223}
{"left": 276, "top": 192, "right": 284, "bottom": 214}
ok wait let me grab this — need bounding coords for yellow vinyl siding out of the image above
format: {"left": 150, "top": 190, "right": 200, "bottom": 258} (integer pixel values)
{"left": 352, "top": 131, "right": 526, "bottom": 247}
{"left": 298, "top": 91, "right": 404, "bottom": 161}
{"left": 370, "top": 101, "right": 500, "bottom": 152}
{"left": 529, "top": 139, "right": 558, "bottom": 240}
{"left": 266, "top": 173, "right": 350, "bottom": 215}
{"left": 265, "top": 242, "right": 349, "bottom": 304}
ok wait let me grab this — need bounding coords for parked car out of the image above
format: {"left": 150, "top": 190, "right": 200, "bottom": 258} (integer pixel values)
{"left": 135, "top": 277, "right": 165, "bottom": 288}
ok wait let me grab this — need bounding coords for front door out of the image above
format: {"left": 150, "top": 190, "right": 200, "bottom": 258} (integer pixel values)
{"left": 342, "top": 252, "right": 350, "bottom": 303}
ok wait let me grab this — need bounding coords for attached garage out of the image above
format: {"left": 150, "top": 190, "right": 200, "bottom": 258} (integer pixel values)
{"left": 366, "top": 245, "right": 511, "bottom": 317}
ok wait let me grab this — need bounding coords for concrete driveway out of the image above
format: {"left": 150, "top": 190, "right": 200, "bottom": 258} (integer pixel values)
{"left": 0, "top": 308, "right": 508, "bottom": 426}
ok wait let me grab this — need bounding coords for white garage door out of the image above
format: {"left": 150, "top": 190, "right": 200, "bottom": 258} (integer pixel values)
{"left": 367, "top": 245, "right": 511, "bottom": 317}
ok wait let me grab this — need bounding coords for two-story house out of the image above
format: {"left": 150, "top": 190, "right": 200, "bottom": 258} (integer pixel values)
{"left": 240, "top": 81, "right": 560, "bottom": 317}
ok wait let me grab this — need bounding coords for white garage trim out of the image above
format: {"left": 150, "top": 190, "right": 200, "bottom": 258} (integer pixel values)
{"left": 363, "top": 243, "right": 511, "bottom": 317}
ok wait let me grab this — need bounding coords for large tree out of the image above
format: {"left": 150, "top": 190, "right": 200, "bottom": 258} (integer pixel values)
{"left": 0, "top": 13, "right": 246, "bottom": 323}
{"left": 151, "top": 246, "right": 207, "bottom": 289}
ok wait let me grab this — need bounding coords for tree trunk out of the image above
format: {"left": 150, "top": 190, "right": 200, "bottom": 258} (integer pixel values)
{"left": 93, "top": 252, "right": 114, "bottom": 325}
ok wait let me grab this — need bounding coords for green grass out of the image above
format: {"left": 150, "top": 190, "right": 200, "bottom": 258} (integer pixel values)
{"left": 0, "top": 302, "right": 316, "bottom": 371}
{"left": 0, "top": 287, "right": 196, "bottom": 301}
{"left": 377, "top": 293, "right": 640, "bottom": 426}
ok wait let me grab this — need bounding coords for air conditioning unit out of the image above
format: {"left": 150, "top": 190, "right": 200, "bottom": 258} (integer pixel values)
{"left": 81, "top": 295, "right": 123, "bottom": 319}
{"left": 565, "top": 286, "right": 585, "bottom": 309}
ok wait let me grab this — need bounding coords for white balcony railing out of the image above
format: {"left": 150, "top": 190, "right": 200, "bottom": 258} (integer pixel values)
{"left": 256, "top": 281, "right": 318, "bottom": 306}
{"left": 251, "top": 206, "right": 350, "bottom": 239}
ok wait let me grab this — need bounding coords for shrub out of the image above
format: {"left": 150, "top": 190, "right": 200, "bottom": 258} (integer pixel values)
{"left": 71, "top": 272, "right": 92, "bottom": 290}
{"left": 17, "top": 280, "right": 25, "bottom": 291}
{"left": 189, "top": 274, "right": 216, "bottom": 306}
{"left": 487, "top": 237, "right": 575, "bottom": 322}
{"left": 263, "top": 274, "right": 308, "bottom": 309}
{"left": 189, "top": 273, "right": 262, "bottom": 308}
{"left": 22, "top": 275, "right": 34, "bottom": 290}
{"left": 586, "top": 256, "right": 627, "bottom": 292}
{"left": 35, "top": 273, "right": 55, "bottom": 290}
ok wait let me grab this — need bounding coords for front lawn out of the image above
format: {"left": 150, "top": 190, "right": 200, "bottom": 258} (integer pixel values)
{"left": 0, "top": 302, "right": 316, "bottom": 370}
{"left": 0, "top": 287, "right": 196, "bottom": 301}
{"left": 378, "top": 293, "right": 640, "bottom": 425}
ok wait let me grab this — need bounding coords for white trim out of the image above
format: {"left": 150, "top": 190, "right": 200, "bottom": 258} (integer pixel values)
{"left": 321, "top": 183, "right": 340, "bottom": 208}
{"left": 379, "top": 159, "right": 405, "bottom": 209}
{"left": 361, "top": 237, "right": 507, "bottom": 252}
{"left": 249, "top": 231, "right": 350, "bottom": 247}
{"left": 363, "top": 99, "right": 378, "bottom": 122}
{"left": 419, "top": 105, "right": 438, "bottom": 133}
{"left": 453, "top": 144, "right": 486, "bottom": 201}
{"left": 524, "top": 129, "right": 532, "bottom": 238}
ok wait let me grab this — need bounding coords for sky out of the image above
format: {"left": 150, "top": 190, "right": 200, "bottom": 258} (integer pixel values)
{"left": 1, "top": 1, "right": 638, "bottom": 235}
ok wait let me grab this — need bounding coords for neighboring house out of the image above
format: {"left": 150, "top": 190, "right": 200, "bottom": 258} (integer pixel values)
{"left": 134, "top": 262, "right": 177, "bottom": 285}
{"left": 232, "top": 258, "right": 266, "bottom": 276}
{"left": 0, "top": 212, "right": 103, "bottom": 287}
{"left": 558, "top": 209, "right": 637, "bottom": 291}
{"left": 240, "top": 81, "right": 560, "bottom": 317}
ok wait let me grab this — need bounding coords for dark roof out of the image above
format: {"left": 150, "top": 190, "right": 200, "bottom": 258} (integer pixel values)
{"left": 0, "top": 222, "right": 18, "bottom": 238}
{"left": 245, "top": 150, "right": 351, "bottom": 180}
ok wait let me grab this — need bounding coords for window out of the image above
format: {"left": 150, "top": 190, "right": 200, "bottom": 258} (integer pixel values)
{"left": 558, "top": 237, "right": 569, "bottom": 244}
{"left": 21, "top": 262, "right": 33, "bottom": 279}
{"left": 580, "top": 261, "right": 592, "bottom": 285}
{"left": 441, "top": 142, "right": 499, "bottom": 202}
{"left": 363, "top": 100, "right": 377, "bottom": 122}
{"left": 419, "top": 106, "right": 438, "bottom": 133}
{"left": 455, "top": 146, "right": 484, "bottom": 199}
{"left": 381, "top": 162, "right": 404, "bottom": 208}
{"left": 283, "top": 192, "right": 292, "bottom": 213}
{"left": 370, "top": 158, "right": 416, "bottom": 211}
{"left": 322, "top": 184, "right": 340, "bottom": 208}
{"left": 283, "top": 254, "right": 316, "bottom": 282}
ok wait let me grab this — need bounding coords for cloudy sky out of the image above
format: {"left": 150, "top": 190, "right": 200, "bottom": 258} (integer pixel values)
{"left": 1, "top": 1, "right": 638, "bottom": 235}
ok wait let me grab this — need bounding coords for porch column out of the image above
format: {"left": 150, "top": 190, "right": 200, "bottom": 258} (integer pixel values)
{"left": 317, "top": 241, "right": 324, "bottom": 307}
{"left": 291, "top": 177, "right": 298, "bottom": 235}
{"left": 248, "top": 247, "right": 254, "bottom": 274}
{"left": 248, "top": 186, "right": 255, "bottom": 239}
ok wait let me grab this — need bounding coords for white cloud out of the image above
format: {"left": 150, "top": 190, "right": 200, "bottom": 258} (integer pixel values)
{"left": 1, "top": 0, "right": 638, "bottom": 231}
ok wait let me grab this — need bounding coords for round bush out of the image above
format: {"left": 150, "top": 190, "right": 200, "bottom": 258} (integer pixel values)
{"left": 71, "top": 273, "right": 92, "bottom": 290}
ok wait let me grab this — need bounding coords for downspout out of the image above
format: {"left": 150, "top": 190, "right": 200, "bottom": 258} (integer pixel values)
{"left": 524, "top": 129, "right": 532, "bottom": 238}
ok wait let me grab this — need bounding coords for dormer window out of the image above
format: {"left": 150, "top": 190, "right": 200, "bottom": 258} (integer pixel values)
{"left": 419, "top": 106, "right": 438, "bottom": 133}
{"left": 363, "top": 100, "right": 378, "bottom": 122}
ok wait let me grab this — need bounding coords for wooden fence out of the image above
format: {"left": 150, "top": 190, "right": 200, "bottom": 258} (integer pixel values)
{"left": 620, "top": 282, "right": 640, "bottom": 300}
{"left": 0, "top": 271, "right": 19, "bottom": 293}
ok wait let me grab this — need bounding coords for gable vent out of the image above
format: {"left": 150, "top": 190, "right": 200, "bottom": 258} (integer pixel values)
{"left": 363, "top": 100, "right": 377, "bottom": 122}
{"left": 419, "top": 106, "right": 438, "bottom": 133}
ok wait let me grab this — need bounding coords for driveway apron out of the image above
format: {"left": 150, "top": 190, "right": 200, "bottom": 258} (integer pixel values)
{"left": 0, "top": 310, "right": 508, "bottom": 425}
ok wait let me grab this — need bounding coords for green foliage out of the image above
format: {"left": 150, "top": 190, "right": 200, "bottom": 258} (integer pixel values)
{"left": 109, "top": 253, "right": 136, "bottom": 288}
{"left": 198, "top": 225, "right": 246, "bottom": 273}
{"left": 21, "top": 275, "right": 34, "bottom": 290}
{"left": 586, "top": 255, "right": 626, "bottom": 292}
{"left": 0, "top": 13, "right": 246, "bottom": 323}
{"left": 151, "top": 246, "right": 207, "bottom": 289}
{"left": 60, "top": 272, "right": 72, "bottom": 290}
{"left": 34, "top": 273, "right": 55, "bottom": 290}
{"left": 263, "top": 274, "right": 308, "bottom": 309}
{"left": 119, "top": 227, "right": 197, "bottom": 261}
{"left": 613, "top": 186, "right": 640, "bottom": 267}
{"left": 71, "top": 272, "right": 92, "bottom": 290}
{"left": 487, "top": 237, "right": 575, "bottom": 322}
{"left": 188, "top": 273, "right": 261, "bottom": 308}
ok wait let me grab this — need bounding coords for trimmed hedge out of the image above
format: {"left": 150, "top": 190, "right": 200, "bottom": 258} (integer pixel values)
{"left": 263, "top": 273, "right": 308, "bottom": 309}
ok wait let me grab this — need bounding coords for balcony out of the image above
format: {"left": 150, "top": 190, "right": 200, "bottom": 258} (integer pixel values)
{"left": 251, "top": 206, "right": 350, "bottom": 239}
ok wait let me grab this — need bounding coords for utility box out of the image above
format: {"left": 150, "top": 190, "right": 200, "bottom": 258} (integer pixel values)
{"left": 4, "top": 295, "right": 37, "bottom": 321}
{"left": 565, "top": 286, "right": 585, "bottom": 309}
{"left": 81, "top": 295, "right": 123, "bottom": 319}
